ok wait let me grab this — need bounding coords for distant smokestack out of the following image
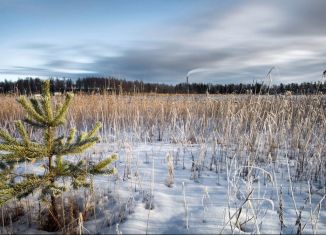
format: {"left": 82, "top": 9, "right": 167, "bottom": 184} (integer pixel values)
{"left": 186, "top": 76, "right": 189, "bottom": 84}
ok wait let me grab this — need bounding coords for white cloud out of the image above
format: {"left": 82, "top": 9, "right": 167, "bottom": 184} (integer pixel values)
{"left": 1, "top": 1, "right": 325, "bottom": 84}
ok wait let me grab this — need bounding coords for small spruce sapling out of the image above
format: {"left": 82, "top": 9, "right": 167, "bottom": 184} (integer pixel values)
{"left": 0, "top": 80, "right": 116, "bottom": 231}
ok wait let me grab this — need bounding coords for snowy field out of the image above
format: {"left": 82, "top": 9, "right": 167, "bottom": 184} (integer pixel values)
{"left": 88, "top": 142, "right": 326, "bottom": 234}
{"left": 6, "top": 141, "right": 324, "bottom": 234}
{"left": 1, "top": 94, "right": 325, "bottom": 234}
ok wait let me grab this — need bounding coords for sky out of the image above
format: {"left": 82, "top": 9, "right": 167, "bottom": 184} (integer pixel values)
{"left": 1, "top": 0, "right": 326, "bottom": 84}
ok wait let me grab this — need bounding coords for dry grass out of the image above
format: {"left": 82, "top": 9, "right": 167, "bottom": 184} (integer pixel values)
{"left": 0, "top": 93, "right": 325, "bottom": 233}
{"left": 1, "top": 93, "right": 325, "bottom": 181}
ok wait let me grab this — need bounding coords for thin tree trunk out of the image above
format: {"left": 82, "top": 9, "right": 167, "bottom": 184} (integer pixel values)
{"left": 48, "top": 154, "right": 60, "bottom": 231}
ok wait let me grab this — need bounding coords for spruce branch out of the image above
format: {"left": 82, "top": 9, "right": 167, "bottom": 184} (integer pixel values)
{"left": 23, "top": 117, "right": 47, "bottom": 128}
{"left": 0, "top": 174, "right": 49, "bottom": 206}
{"left": 15, "top": 120, "right": 30, "bottom": 146}
{"left": 66, "top": 128, "right": 76, "bottom": 144}
{"left": 41, "top": 96, "right": 53, "bottom": 121}
{"left": 30, "top": 98, "right": 44, "bottom": 116}
{"left": 90, "top": 154, "right": 117, "bottom": 174}
{"left": 52, "top": 93, "right": 73, "bottom": 126}
{"left": 77, "top": 132, "right": 87, "bottom": 143}
{"left": 17, "top": 96, "right": 46, "bottom": 124}
{"left": 86, "top": 122, "right": 102, "bottom": 138}
{"left": 0, "top": 128, "right": 19, "bottom": 145}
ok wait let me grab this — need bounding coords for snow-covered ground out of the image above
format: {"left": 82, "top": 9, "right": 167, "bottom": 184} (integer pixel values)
{"left": 3, "top": 141, "right": 326, "bottom": 234}
{"left": 80, "top": 142, "right": 326, "bottom": 234}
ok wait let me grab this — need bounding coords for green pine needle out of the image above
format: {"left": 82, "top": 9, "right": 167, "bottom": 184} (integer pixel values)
{"left": 0, "top": 79, "right": 115, "bottom": 211}
{"left": 90, "top": 154, "right": 117, "bottom": 174}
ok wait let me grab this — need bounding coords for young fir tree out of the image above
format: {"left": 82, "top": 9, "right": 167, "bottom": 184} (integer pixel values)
{"left": 0, "top": 80, "right": 116, "bottom": 230}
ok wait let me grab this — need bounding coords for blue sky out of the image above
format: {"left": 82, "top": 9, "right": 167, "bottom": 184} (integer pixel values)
{"left": 1, "top": 0, "right": 326, "bottom": 84}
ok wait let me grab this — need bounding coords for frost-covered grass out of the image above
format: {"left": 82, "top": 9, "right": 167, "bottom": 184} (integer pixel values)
{"left": 0, "top": 93, "right": 325, "bottom": 234}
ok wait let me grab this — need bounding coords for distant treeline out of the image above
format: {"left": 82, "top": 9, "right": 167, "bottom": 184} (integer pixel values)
{"left": 0, "top": 77, "right": 325, "bottom": 95}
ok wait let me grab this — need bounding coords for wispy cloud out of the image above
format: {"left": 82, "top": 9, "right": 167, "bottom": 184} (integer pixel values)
{"left": 1, "top": 1, "right": 325, "bottom": 83}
